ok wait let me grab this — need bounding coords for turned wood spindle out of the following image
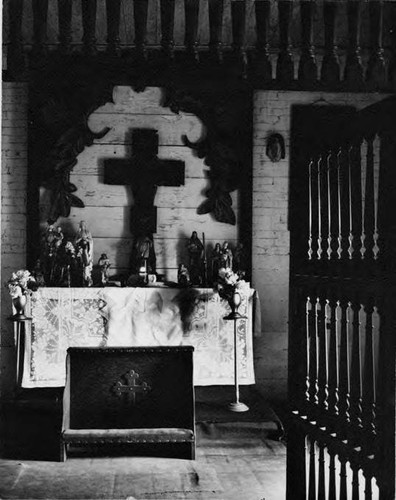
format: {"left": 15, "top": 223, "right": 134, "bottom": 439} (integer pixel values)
{"left": 160, "top": 0, "right": 176, "bottom": 59}
{"left": 344, "top": 0, "right": 364, "bottom": 87}
{"left": 81, "top": 0, "right": 97, "bottom": 56}
{"left": 338, "top": 298, "right": 351, "bottom": 436}
{"left": 317, "top": 295, "right": 329, "bottom": 414}
{"left": 327, "top": 297, "right": 339, "bottom": 420}
{"left": 208, "top": 0, "right": 224, "bottom": 63}
{"left": 254, "top": 0, "right": 272, "bottom": 82}
{"left": 298, "top": 0, "right": 317, "bottom": 83}
{"left": 58, "top": 0, "right": 73, "bottom": 55}
{"left": 349, "top": 298, "right": 363, "bottom": 441}
{"left": 7, "top": 0, "right": 25, "bottom": 75}
{"left": 32, "top": 0, "right": 49, "bottom": 58}
{"left": 321, "top": 1, "right": 340, "bottom": 84}
{"left": 231, "top": 0, "right": 248, "bottom": 77}
{"left": 276, "top": 0, "right": 294, "bottom": 83}
{"left": 184, "top": 0, "right": 200, "bottom": 62}
{"left": 367, "top": 0, "right": 386, "bottom": 89}
{"left": 362, "top": 298, "right": 377, "bottom": 453}
{"left": 134, "top": 0, "right": 149, "bottom": 60}
{"left": 106, "top": 0, "right": 121, "bottom": 55}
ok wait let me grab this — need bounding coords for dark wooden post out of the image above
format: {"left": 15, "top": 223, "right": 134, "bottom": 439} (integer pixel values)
{"left": 58, "top": 0, "right": 73, "bottom": 55}
{"left": 160, "top": 0, "right": 176, "bottom": 59}
{"left": 366, "top": 0, "right": 386, "bottom": 89}
{"left": 7, "top": 0, "right": 25, "bottom": 77}
{"left": 308, "top": 438, "right": 316, "bottom": 500}
{"left": 344, "top": 0, "right": 364, "bottom": 88}
{"left": 231, "top": 0, "right": 247, "bottom": 77}
{"left": 317, "top": 444, "right": 326, "bottom": 500}
{"left": 276, "top": 0, "right": 294, "bottom": 83}
{"left": 134, "top": 0, "right": 149, "bottom": 60}
{"left": 388, "top": 1, "right": 396, "bottom": 88}
{"left": 208, "top": 0, "right": 224, "bottom": 63}
{"left": 81, "top": 0, "right": 97, "bottom": 56}
{"left": 106, "top": 0, "right": 121, "bottom": 55}
{"left": 32, "top": 0, "right": 49, "bottom": 58}
{"left": 298, "top": 0, "right": 317, "bottom": 84}
{"left": 254, "top": 0, "right": 272, "bottom": 82}
{"left": 321, "top": 1, "right": 340, "bottom": 85}
{"left": 184, "top": 0, "right": 200, "bottom": 62}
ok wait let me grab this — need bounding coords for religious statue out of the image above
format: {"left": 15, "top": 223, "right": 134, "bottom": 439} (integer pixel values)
{"left": 43, "top": 224, "right": 57, "bottom": 283}
{"left": 220, "top": 241, "right": 233, "bottom": 270}
{"left": 74, "top": 220, "right": 94, "bottom": 287}
{"left": 98, "top": 253, "right": 111, "bottom": 286}
{"left": 234, "top": 242, "right": 248, "bottom": 279}
{"left": 58, "top": 240, "right": 77, "bottom": 287}
{"left": 32, "top": 259, "right": 46, "bottom": 287}
{"left": 211, "top": 243, "right": 222, "bottom": 284}
{"left": 177, "top": 264, "right": 190, "bottom": 287}
{"left": 187, "top": 231, "right": 204, "bottom": 285}
{"left": 133, "top": 235, "right": 156, "bottom": 275}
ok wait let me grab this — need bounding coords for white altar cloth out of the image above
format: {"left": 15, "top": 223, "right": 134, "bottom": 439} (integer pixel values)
{"left": 20, "top": 286, "right": 257, "bottom": 387}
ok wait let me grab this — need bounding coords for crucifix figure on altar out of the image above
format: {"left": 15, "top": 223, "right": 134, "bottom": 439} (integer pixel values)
{"left": 104, "top": 129, "right": 185, "bottom": 277}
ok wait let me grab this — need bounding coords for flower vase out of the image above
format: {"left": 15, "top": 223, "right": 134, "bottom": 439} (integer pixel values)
{"left": 12, "top": 294, "right": 28, "bottom": 320}
{"left": 226, "top": 290, "right": 242, "bottom": 320}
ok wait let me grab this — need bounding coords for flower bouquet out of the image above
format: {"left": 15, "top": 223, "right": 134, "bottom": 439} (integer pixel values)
{"left": 215, "top": 267, "right": 249, "bottom": 319}
{"left": 6, "top": 269, "right": 38, "bottom": 320}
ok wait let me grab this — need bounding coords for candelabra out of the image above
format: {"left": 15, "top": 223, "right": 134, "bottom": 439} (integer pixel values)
{"left": 224, "top": 290, "right": 249, "bottom": 412}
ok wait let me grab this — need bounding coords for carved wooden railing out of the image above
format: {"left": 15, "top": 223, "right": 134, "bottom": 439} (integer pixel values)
{"left": 288, "top": 97, "right": 396, "bottom": 499}
{"left": 3, "top": 0, "right": 396, "bottom": 90}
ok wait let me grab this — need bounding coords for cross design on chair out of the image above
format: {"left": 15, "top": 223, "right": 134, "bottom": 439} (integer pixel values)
{"left": 113, "top": 369, "right": 151, "bottom": 405}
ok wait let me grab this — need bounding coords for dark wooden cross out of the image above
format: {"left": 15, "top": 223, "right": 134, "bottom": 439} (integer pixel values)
{"left": 113, "top": 369, "right": 151, "bottom": 405}
{"left": 104, "top": 129, "right": 185, "bottom": 237}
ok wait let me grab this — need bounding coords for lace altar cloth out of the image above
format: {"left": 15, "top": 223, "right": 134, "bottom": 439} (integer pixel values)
{"left": 21, "top": 287, "right": 258, "bottom": 387}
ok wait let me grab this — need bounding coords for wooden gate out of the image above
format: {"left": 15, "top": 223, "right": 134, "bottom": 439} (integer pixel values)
{"left": 287, "top": 97, "right": 396, "bottom": 499}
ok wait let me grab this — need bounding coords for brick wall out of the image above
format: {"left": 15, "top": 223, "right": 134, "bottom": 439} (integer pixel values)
{"left": 1, "top": 82, "right": 29, "bottom": 399}
{"left": 252, "top": 90, "right": 388, "bottom": 404}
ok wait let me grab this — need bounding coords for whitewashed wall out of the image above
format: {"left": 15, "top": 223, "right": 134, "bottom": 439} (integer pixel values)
{"left": 1, "top": 83, "right": 29, "bottom": 399}
{"left": 1, "top": 84, "right": 389, "bottom": 403}
{"left": 252, "top": 90, "right": 389, "bottom": 403}
{"left": 40, "top": 86, "right": 239, "bottom": 282}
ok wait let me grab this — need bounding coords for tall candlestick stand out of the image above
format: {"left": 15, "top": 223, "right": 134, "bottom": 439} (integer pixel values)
{"left": 8, "top": 312, "right": 32, "bottom": 388}
{"left": 224, "top": 291, "right": 249, "bottom": 412}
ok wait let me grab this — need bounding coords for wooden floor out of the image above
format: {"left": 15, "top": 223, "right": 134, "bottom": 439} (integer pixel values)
{"left": 0, "top": 387, "right": 287, "bottom": 499}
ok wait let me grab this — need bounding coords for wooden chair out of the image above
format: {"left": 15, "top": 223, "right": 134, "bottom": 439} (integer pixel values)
{"left": 60, "top": 346, "right": 195, "bottom": 460}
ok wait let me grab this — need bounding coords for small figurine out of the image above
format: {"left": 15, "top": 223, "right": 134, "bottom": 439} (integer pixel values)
{"left": 32, "top": 259, "right": 46, "bottom": 287}
{"left": 58, "top": 240, "right": 77, "bottom": 287}
{"left": 187, "top": 231, "right": 204, "bottom": 285}
{"left": 211, "top": 243, "right": 222, "bottom": 284}
{"left": 98, "top": 253, "right": 111, "bottom": 286}
{"left": 74, "top": 220, "right": 94, "bottom": 287}
{"left": 234, "top": 242, "right": 247, "bottom": 279}
{"left": 134, "top": 235, "right": 156, "bottom": 275}
{"left": 220, "top": 241, "right": 233, "bottom": 270}
{"left": 178, "top": 264, "right": 190, "bottom": 287}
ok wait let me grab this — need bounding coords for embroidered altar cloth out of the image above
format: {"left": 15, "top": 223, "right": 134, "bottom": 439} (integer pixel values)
{"left": 21, "top": 286, "right": 257, "bottom": 387}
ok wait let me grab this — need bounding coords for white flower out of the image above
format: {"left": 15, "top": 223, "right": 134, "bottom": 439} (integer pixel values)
{"left": 8, "top": 284, "right": 23, "bottom": 299}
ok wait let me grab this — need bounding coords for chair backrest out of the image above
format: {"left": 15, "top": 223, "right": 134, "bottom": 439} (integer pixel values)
{"left": 62, "top": 346, "right": 195, "bottom": 431}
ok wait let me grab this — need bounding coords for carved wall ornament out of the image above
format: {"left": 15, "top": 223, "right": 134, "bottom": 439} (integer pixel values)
{"left": 266, "top": 133, "right": 286, "bottom": 163}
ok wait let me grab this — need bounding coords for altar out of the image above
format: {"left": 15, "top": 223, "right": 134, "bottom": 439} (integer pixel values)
{"left": 18, "top": 286, "right": 258, "bottom": 388}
